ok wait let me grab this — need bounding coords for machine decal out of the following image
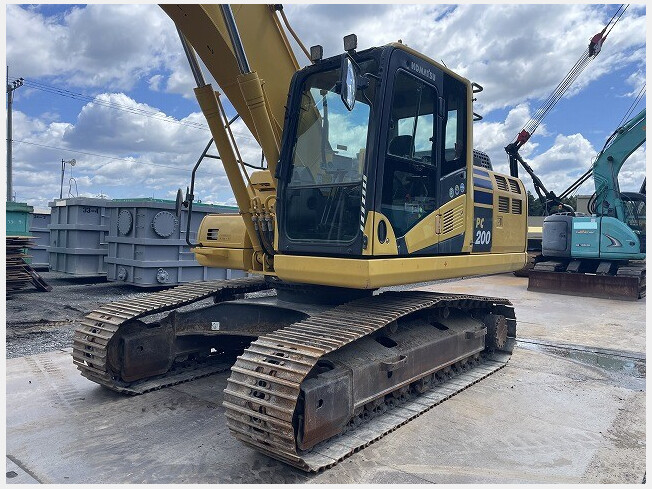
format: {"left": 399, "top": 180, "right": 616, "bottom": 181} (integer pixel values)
{"left": 360, "top": 175, "right": 367, "bottom": 232}
{"left": 396, "top": 236, "right": 407, "bottom": 254}
{"left": 604, "top": 234, "right": 622, "bottom": 247}
{"left": 408, "top": 61, "right": 436, "bottom": 82}
{"left": 472, "top": 206, "right": 493, "bottom": 252}
{"left": 573, "top": 220, "right": 598, "bottom": 230}
{"left": 473, "top": 190, "right": 493, "bottom": 206}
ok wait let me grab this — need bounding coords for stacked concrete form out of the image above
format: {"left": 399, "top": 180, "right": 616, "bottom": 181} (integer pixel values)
{"left": 105, "top": 198, "right": 244, "bottom": 287}
{"left": 48, "top": 197, "right": 110, "bottom": 276}
{"left": 28, "top": 210, "right": 51, "bottom": 270}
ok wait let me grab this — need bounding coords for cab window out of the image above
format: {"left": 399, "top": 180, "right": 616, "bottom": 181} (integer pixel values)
{"left": 387, "top": 71, "right": 436, "bottom": 165}
{"left": 382, "top": 70, "right": 438, "bottom": 237}
{"left": 442, "top": 72, "right": 466, "bottom": 176}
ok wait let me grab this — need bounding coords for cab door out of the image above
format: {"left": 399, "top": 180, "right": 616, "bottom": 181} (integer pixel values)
{"left": 374, "top": 57, "right": 443, "bottom": 255}
{"left": 435, "top": 70, "right": 469, "bottom": 254}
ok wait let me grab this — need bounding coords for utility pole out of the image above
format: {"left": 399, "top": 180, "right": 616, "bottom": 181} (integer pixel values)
{"left": 6, "top": 67, "right": 24, "bottom": 202}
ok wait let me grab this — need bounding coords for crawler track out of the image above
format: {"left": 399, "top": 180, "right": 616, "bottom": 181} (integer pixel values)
{"left": 72, "top": 276, "right": 271, "bottom": 394}
{"left": 74, "top": 280, "right": 516, "bottom": 471}
{"left": 529, "top": 260, "right": 645, "bottom": 301}
{"left": 224, "top": 290, "right": 515, "bottom": 471}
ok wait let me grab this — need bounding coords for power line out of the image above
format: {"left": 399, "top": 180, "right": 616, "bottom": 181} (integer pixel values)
{"left": 9, "top": 76, "right": 260, "bottom": 144}
{"left": 617, "top": 83, "right": 646, "bottom": 127}
{"left": 17, "top": 78, "right": 207, "bottom": 130}
{"left": 13, "top": 138, "right": 225, "bottom": 174}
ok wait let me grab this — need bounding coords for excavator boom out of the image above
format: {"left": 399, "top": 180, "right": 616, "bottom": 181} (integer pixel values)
{"left": 592, "top": 108, "right": 646, "bottom": 223}
{"left": 161, "top": 4, "right": 300, "bottom": 148}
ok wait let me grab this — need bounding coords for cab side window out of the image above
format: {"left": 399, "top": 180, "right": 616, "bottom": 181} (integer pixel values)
{"left": 442, "top": 73, "right": 466, "bottom": 176}
{"left": 387, "top": 71, "right": 436, "bottom": 165}
{"left": 382, "top": 70, "right": 438, "bottom": 237}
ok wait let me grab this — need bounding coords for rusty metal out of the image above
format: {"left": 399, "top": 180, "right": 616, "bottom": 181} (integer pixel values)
{"left": 74, "top": 276, "right": 518, "bottom": 471}
{"left": 72, "top": 275, "right": 271, "bottom": 394}
{"left": 223, "top": 290, "right": 516, "bottom": 471}
{"left": 528, "top": 266, "right": 644, "bottom": 301}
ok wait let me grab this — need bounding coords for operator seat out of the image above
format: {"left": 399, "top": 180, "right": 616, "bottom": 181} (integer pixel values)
{"left": 388, "top": 135, "right": 413, "bottom": 159}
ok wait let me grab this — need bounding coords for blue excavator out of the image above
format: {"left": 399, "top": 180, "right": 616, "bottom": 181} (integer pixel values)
{"left": 528, "top": 108, "right": 646, "bottom": 300}
{"left": 503, "top": 4, "right": 645, "bottom": 300}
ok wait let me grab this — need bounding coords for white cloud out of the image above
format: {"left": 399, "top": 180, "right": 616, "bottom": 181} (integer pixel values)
{"left": 10, "top": 92, "right": 264, "bottom": 208}
{"left": 6, "top": 4, "right": 645, "bottom": 210}
{"left": 148, "top": 74, "right": 163, "bottom": 92}
{"left": 7, "top": 4, "right": 182, "bottom": 91}
{"left": 62, "top": 93, "right": 206, "bottom": 153}
{"left": 285, "top": 4, "right": 645, "bottom": 113}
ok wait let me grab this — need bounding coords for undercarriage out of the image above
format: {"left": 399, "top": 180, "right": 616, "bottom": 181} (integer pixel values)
{"left": 528, "top": 259, "right": 645, "bottom": 301}
{"left": 74, "top": 276, "right": 515, "bottom": 471}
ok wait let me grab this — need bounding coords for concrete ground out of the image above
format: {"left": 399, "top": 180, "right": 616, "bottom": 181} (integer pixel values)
{"left": 5, "top": 274, "right": 646, "bottom": 483}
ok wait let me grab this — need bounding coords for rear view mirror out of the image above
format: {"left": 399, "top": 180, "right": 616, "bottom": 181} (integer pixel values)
{"left": 340, "top": 55, "right": 357, "bottom": 111}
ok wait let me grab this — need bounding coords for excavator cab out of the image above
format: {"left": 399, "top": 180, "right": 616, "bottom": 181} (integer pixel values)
{"left": 620, "top": 191, "right": 646, "bottom": 252}
{"left": 276, "top": 43, "right": 470, "bottom": 259}
{"left": 160, "top": 4, "right": 526, "bottom": 286}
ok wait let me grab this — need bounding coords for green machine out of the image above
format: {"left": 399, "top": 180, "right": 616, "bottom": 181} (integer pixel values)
{"left": 6, "top": 201, "right": 34, "bottom": 237}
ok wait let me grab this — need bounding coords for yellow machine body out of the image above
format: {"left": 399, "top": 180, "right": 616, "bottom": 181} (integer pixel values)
{"left": 74, "top": 6, "right": 529, "bottom": 470}
{"left": 162, "top": 6, "right": 527, "bottom": 290}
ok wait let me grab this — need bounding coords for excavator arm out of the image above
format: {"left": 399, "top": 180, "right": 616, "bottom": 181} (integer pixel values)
{"left": 591, "top": 108, "right": 646, "bottom": 223}
{"left": 161, "top": 4, "right": 310, "bottom": 272}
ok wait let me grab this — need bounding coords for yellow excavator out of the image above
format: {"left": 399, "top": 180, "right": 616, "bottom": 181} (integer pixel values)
{"left": 73, "top": 5, "right": 527, "bottom": 471}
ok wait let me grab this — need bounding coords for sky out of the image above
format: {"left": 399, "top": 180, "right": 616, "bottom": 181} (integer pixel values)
{"left": 4, "top": 3, "right": 647, "bottom": 210}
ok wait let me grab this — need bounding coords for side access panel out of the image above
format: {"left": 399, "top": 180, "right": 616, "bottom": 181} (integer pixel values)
{"left": 542, "top": 215, "right": 573, "bottom": 258}
{"left": 570, "top": 216, "right": 600, "bottom": 259}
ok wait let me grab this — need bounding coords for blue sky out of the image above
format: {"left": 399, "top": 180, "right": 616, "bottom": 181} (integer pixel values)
{"left": 5, "top": 4, "right": 646, "bottom": 209}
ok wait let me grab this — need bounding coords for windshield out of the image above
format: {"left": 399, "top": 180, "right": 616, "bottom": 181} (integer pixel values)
{"left": 288, "top": 59, "right": 378, "bottom": 188}
{"left": 284, "top": 59, "right": 378, "bottom": 243}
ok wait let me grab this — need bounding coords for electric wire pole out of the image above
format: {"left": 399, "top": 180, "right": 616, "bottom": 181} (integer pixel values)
{"left": 7, "top": 67, "right": 24, "bottom": 202}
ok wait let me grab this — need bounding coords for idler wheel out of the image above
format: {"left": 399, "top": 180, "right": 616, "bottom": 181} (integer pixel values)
{"left": 483, "top": 313, "right": 507, "bottom": 351}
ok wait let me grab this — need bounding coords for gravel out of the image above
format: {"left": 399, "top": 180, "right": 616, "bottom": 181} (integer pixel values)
{"left": 6, "top": 271, "right": 465, "bottom": 359}
{"left": 6, "top": 271, "right": 182, "bottom": 358}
